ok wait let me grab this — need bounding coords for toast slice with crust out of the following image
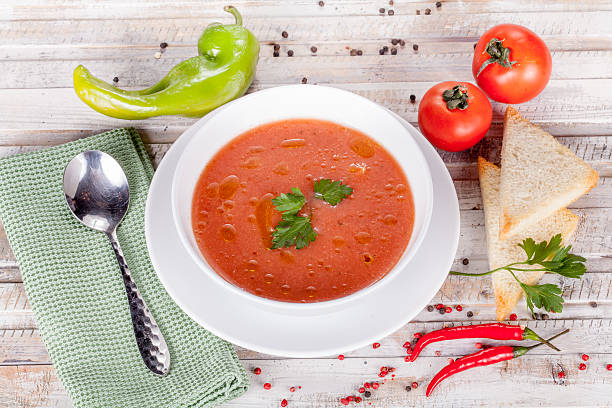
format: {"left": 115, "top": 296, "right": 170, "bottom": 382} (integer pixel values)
{"left": 478, "top": 157, "right": 579, "bottom": 321}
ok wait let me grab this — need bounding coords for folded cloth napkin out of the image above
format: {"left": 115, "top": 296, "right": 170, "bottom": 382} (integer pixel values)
{"left": 0, "top": 129, "right": 248, "bottom": 408}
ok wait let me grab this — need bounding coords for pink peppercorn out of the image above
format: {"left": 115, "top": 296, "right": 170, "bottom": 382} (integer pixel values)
{"left": 373, "top": 342, "right": 381, "bottom": 349}
{"left": 264, "top": 383, "right": 271, "bottom": 390}
{"left": 338, "top": 354, "right": 345, "bottom": 360}
{"left": 582, "top": 354, "right": 589, "bottom": 361}
{"left": 509, "top": 313, "right": 518, "bottom": 321}
{"left": 579, "top": 363, "right": 587, "bottom": 370}
{"left": 281, "top": 399, "right": 288, "bottom": 407}
{"left": 253, "top": 367, "right": 261, "bottom": 375}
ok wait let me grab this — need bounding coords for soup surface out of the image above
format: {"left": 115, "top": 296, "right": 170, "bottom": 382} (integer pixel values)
{"left": 191, "top": 119, "right": 414, "bottom": 302}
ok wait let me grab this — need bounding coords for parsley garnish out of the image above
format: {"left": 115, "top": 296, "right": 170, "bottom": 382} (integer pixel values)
{"left": 450, "top": 234, "right": 586, "bottom": 314}
{"left": 314, "top": 179, "right": 353, "bottom": 206}
{"left": 270, "top": 179, "right": 353, "bottom": 249}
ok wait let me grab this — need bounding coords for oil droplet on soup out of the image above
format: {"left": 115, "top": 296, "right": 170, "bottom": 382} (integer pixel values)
{"left": 246, "top": 259, "right": 258, "bottom": 272}
{"left": 349, "top": 137, "right": 375, "bottom": 158}
{"left": 281, "top": 284, "right": 291, "bottom": 295}
{"left": 332, "top": 236, "right": 345, "bottom": 247}
{"left": 264, "top": 273, "right": 274, "bottom": 284}
{"left": 349, "top": 163, "right": 367, "bottom": 174}
{"left": 280, "top": 138, "right": 306, "bottom": 148}
{"left": 205, "top": 182, "right": 219, "bottom": 198}
{"left": 273, "top": 162, "right": 289, "bottom": 175}
{"left": 219, "top": 224, "right": 237, "bottom": 242}
{"left": 383, "top": 214, "right": 398, "bottom": 225}
{"left": 241, "top": 157, "right": 261, "bottom": 169}
{"left": 354, "top": 232, "right": 372, "bottom": 244}
{"left": 255, "top": 193, "right": 275, "bottom": 248}
{"left": 306, "top": 286, "right": 317, "bottom": 298}
{"left": 219, "top": 175, "right": 240, "bottom": 199}
{"left": 248, "top": 146, "right": 265, "bottom": 154}
{"left": 280, "top": 250, "right": 294, "bottom": 264}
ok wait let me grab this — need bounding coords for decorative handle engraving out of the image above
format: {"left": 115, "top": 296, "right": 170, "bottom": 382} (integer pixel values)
{"left": 108, "top": 230, "right": 170, "bottom": 376}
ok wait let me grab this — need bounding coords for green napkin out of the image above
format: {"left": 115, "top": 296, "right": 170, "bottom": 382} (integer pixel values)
{"left": 0, "top": 129, "right": 248, "bottom": 408}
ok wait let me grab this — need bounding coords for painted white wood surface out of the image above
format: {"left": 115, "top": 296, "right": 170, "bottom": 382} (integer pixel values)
{"left": 0, "top": 1, "right": 611, "bottom": 407}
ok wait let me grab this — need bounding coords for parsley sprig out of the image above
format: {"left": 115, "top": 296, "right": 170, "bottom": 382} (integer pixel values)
{"left": 270, "top": 179, "right": 353, "bottom": 249}
{"left": 450, "top": 234, "right": 586, "bottom": 314}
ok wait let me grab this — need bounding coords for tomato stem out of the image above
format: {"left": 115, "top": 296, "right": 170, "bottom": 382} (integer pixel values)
{"left": 442, "top": 85, "right": 469, "bottom": 110}
{"left": 476, "top": 37, "right": 517, "bottom": 77}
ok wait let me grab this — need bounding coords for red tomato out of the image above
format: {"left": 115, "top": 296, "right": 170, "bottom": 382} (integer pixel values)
{"left": 472, "top": 24, "right": 552, "bottom": 103}
{"left": 418, "top": 81, "right": 492, "bottom": 152}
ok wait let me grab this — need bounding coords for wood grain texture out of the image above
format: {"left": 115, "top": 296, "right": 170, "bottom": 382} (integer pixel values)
{"left": 1, "top": 0, "right": 611, "bottom": 406}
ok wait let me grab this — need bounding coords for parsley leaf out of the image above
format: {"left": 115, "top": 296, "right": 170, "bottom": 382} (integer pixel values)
{"left": 271, "top": 187, "right": 306, "bottom": 215}
{"left": 271, "top": 213, "right": 317, "bottom": 249}
{"left": 314, "top": 179, "right": 353, "bottom": 206}
{"left": 515, "top": 277, "right": 564, "bottom": 314}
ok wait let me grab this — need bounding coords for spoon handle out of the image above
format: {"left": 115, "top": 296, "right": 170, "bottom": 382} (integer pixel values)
{"left": 107, "top": 230, "right": 170, "bottom": 376}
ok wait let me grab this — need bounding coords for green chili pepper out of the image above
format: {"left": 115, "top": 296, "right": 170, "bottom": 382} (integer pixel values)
{"left": 73, "top": 6, "right": 259, "bottom": 119}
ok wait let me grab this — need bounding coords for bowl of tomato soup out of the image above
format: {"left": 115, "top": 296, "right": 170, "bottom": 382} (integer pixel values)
{"left": 172, "top": 85, "right": 433, "bottom": 308}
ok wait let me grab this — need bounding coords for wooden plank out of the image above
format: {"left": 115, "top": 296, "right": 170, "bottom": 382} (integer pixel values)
{"left": 2, "top": 12, "right": 611, "bottom": 47}
{"left": 1, "top": 80, "right": 611, "bottom": 146}
{"left": 3, "top": 49, "right": 612, "bottom": 89}
{"left": 3, "top": 0, "right": 612, "bottom": 21}
{"left": 2, "top": 318, "right": 611, "bottom": 365}
{"left": 2, "top": 354, "right": 611, "bottom": 408}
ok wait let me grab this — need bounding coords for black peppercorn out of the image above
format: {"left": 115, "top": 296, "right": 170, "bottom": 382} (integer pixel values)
{"left": 379, "top": 48, "right": 385, "bottom": 55}
{"left": 287, "top": 50, "right": 294, "bottom": 57}
{"left": 160, "top": 42, "right": 168, "bottom": 49}
{"left": 589, "top": 301, "right": 598, "bottom": 308}
{"left": 399, "top": 39, "right": 406, "bottom": 46}
{"left": 383, "top": 46, "right": 389, "bottom": 52}
{"left": 357, "top": 50, "right": 363, "bottom": 56}
{"left": 388, "top": 9, "right": 394, "bottom": 15}
{"left": 462, "top": 258, "right": 469, "bottom": 265}
{"left": 273, "top": 51, "right": 280, "bottom": 57}
{"left": 273, "top": 44, "right": 280, "bottom": 51}
{"left": 311, "top": 46, "right": 317, "bottom": 53}
{"left": 391, "top": 47, "right": 397, "bottom": 55}
{"left": 405, "top": 385, "right": 412, "bottom": 391}
{"left": 436, "top": 1, "right": 442, "bottom": 7}
{"left": 413, "top": 44, "right": 419, "bottom": 51}
{"left": 112, "top": 77, "right": 119, "bottom": 83}
{"left": 416, "top": 10, "right": 421, "bottom": 15}
{"left": 409, "top": 94, "right": 416, "bottom": 103}
{"left": 467, "top": 311, "right": 474, "bottom": 318}
{"left": 318, "top": 0, "right": 325, "bottom": 6}
{"left": 425, "top": 8, "right": 431, "bottom": 14}
{"left": 389, "top": 0, "right": 394, "bottom": 5}
{"left": 350, "top": 49, "right": 357, "bottom": 56}
{"left": 391, "top": 39, "right": 399, "bottom": 45}
{"left": 542, "top": 314, "right": 550, "bottom": 320}
{"left": 427, "top": 305, "right": 434, "bottom": 312}
{"left": 439, "top": 308, "right": 446, "bottom": 314}
{"left": 379, "top": 8, "right": 385, "bottom": 13}
{"left": 301, "top": 77, "right": 308, "bottom": 84}
{"left": 282, "top": 31, "right": 289, "bottom": 38}
{"left": 364, "top": 391, "right": 371, "bottom": 398}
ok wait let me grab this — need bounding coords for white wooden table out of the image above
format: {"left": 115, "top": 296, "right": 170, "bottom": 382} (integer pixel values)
{"left": 1, "top": 1, "right": 611, "bottom": 407}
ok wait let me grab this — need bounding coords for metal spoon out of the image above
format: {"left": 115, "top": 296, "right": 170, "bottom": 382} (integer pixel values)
{"left": 63, "top": 150, "right": 170, "bottom": 376}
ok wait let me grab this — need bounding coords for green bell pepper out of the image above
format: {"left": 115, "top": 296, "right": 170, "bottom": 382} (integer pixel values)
{"left": 73, "top": 6, "right": 259, "bottom": 119}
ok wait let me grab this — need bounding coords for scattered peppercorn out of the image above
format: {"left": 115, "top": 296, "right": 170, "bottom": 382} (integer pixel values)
{"left": 435, "top": 350, "right": 441, "bottom": 356}
{"left": 359, "top": 387, "right": 365, "bottom": 393}
{"left": 373, "top": 342, "right": 381, "bottom": 349}
{"left": 287, "top": 50, "right": 294, "bottom": 56}
{"left": 542, "top": 314, "right": 550, "bottom": 320}
{"left": 435, "top": 303, "right": 443, "bottom": 309}
{"left": 340, "top": 398, "right": 348, "bottom": 406}
{"left": 160, "top": 42, "right": 168, "bottom": 49}
{"left": 290, "top": 386, "right": 296, "bottom": 392}
{"left": 281, "top": 399, "right": 288, "bottom": 407}
{"left": 379, "top": 48, "right": 385, "bottom": 55}
{"left": 414, "top": 332, "right": 422, "bottom": 339}
{"left": 388, "top": 9, "right": 395, "bottom": 15}
{"left": 607, "top": 364, "right": 612, "bottom": 371}
{"left": 436, "top": 1, "right": 442, "bottom": 8}
{"left": 467, "top": 311, "right": 474, "bottom": 318}
{"left": 473, "top": 43, "right": 477, "bottom": 49}
{"left": 379, "top": 8, "right": 385, "bottom": 13}
{"left": 404, "top": 355, "right": 410, "bottom": 362}
{"left": 456, "top": 305, "right": 463, "bottom": 311}
{"left": 372, "top": 382, "right": 380, "bottom": 389}
{"left": 439, "top": 308, "right": 446, "bottom": 315}
{"left": 350, "top": 49, "right": 358, "bottom": 56}
{"left": 413, "top": 44, "right": 419, "bottom": 51}
{"left": 403, "top": 341, "right": 411, "bottom": 348}
{"left": 475, "top": 342, "right": 483, "bottom": 349}
{"left": 582, "top": 354, "right": 589, "bottom": 361}
{"left": 391, "top": 47, "right": 397, "bottom": 55}
{"left": 113, "top": 77, "right": 119, "bottom": 83}
{"left": 282, "top": 31, "right": 288, "bottom": 38}
{"left": 579, "top": 363, "right": 587, "bottom": 370}
{"left": 391, "top": 39, "right": 399, "bottom": 45}
{"left": 264, "top": 383, "right": 272, "bottom": 390}
{"left": 318, "top": 0, "right": 325, "bottom": 6}
{"left": 389, "top": 0, "right": 394, "bottom": 5}
{"left": 462, "top": 258, "right": 469, "bottom": 265}
{"left": 399, "top": 39, "right": 406, "bottom": 46}
{"left": 364, "top": 391, "right": 371, "bottom": 398}
{"left": 273, "top": 44, "right": 280, "bottom": 51}
{"left": 355, "top": 397, "right": 362, "bottom": 403}
{"left": 425, "top": 8, "right": 431, "bottom": 14}
{"left": 310, "top": 46, "right": 318, "bottom": 53}
{"left": 301, "top": 77, "right": 308, "bottom": 84}
{"left": 405, "top": 385, "right": 412, "bottom": 391}
{"left": 253, "top": 367, "right": 262, "bottom": 375}
{"left": 338, "top": 354, "right": 344, "bottom": 360}
{"left": 590, "top": 301, "right": 598, "bottom": 308}
{"left": 357, "top": 50, "right": 363, "bottom": 56}
{"left": 558, "top": 371, "right": 565, "bottom": 379}
{"left": 273, "top": 51, "right": 280, "bottom": 57}
{"left": 427, "top": 305, "right": 434, "bottom": 312}
{"left": 416, "top": 10, "right": 421, "bottom": 15}
{"left": 364, "top": 382, "right": 370, "bottom": 389}
{"left": 445, "top": 306, "right": 452, "bottom": 314}
{"left": 412, "top": 382, "right": 418, "bottom": 389}
{"left": 510, "top": 313, "right": 518, "bottom": 321}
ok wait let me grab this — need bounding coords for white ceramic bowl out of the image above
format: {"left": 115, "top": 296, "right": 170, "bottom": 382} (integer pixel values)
{"left": 171, "top": 85, "right": 433, "bottom": 311}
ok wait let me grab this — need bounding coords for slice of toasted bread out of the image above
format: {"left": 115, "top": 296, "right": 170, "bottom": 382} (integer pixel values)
{"left": 478, "top": 157, "right": 579, "bottom": 321}
{"left": 498, "top": 107, "right": 597, "bottom": 240}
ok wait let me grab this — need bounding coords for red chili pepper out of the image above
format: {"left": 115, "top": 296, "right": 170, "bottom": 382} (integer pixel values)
{"left": 409, "top": 323, "right": 559, "bottom": 362}
{"left": 426, "top": 329, "right": 569, "bottom": 397}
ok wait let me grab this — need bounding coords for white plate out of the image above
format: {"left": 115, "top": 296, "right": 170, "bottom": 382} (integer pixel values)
{"left": 145, "top": 100, "right": 460, "bottom": 358}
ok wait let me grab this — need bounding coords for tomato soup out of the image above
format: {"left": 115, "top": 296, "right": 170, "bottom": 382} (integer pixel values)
{"left": 191, "top": 119, "right": 414, "bottom": 302}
